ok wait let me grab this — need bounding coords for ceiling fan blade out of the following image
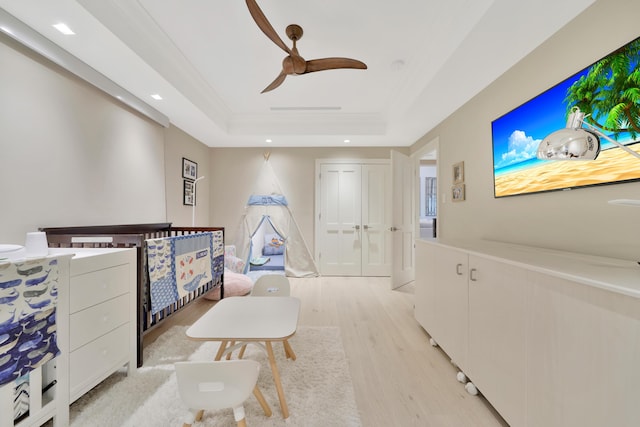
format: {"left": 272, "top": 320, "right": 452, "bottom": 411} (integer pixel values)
{"left": 245, "top": 0, "right": 291, "bottom": 54}
{"left": 304, "top": 58, "right": 367, "bottom": 73}
{"left": 261, "top": 71, "right": 287, "bottom": 93}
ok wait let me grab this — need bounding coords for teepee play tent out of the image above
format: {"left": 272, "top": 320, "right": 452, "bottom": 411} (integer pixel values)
{"left": 234, "top": 154, "right": 319, "bottom": 278}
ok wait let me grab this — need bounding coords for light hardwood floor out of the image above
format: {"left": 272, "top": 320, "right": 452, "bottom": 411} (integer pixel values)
{"left": 144, "top": 276, "right": 508, "bottom": 427}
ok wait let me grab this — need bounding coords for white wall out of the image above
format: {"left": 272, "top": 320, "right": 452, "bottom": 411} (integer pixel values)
{"left": 209, "top": 147, "right": 407, "bottom": 251}
{"left": 0, "top": 33, "right": 210, "bottom": 245}
{"left": 410, "top": 0, "right": 640, "bottom": 261}
{"left": 164, "top": 125, "right": 211, "bottom": 227}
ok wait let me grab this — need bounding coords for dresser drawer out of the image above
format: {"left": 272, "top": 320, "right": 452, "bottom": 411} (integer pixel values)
{"left": 70, "top": 324, "right": 129, "bottom": 401}
{"left": 70, "top": 294, "right": 130, "bottom": 351}
{"left": 70, "top": 264, "right": 129, "bottom": 313}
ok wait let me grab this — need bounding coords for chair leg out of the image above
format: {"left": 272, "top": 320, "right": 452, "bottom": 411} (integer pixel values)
{"left": 283, "top": 339, "right": 296, "bottom": 361}
{"left": 182, "top": 408, "right": 200, "bottom": 427}
{"left": 226, "top": 341, "right": 236, "bottom": 360}
{"left": 233, "top": 405, "right": 247, "bottom": 427}
{"left": 253, "top": 385, "right": 272, "bottom": 417}
{"left": 238, "top": 343, "right": 247, "bottom": 359}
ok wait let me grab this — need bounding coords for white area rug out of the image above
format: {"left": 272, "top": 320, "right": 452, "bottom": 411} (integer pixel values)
{"left": 69, "top": 326, "right": 361, "bottom": 426}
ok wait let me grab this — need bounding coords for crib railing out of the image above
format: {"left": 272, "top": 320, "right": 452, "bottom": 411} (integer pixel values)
{"left": 40, "top": 223, "right": 224, "bottom": 367}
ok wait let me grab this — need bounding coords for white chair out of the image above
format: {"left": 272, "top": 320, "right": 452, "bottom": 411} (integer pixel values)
{"left": 250, "top": 274, "right": 291, "bottom": 297}
{"left": 175, "top": 360, "right": 272, "bottom": 427}
{"left": 233, "top": 275, "right": 296, "bottom": 361}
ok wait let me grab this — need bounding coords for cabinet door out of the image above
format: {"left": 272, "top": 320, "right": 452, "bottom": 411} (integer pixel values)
{"left": 414, "top": 240, "right": 436, "bottom": 333}
{"left": 468, "top": 256, "right": 526, "bottom": 427}
{"left": 527, "top": 272, "right": 640, "bottom": 427}
{"left": 432, "top": 246, "right": 468, "bottom": 370}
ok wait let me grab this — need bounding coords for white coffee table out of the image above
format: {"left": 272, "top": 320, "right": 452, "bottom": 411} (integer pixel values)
{"left": 186, "top": 296, "right": 301, "bottom": 418}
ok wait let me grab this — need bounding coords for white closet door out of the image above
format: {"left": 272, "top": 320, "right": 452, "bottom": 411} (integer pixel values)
{"left": 362, "top": 164, "right": 391, "bottom": 276}
{"left": 318, "top": 163, "right": 362, "bottom": 276}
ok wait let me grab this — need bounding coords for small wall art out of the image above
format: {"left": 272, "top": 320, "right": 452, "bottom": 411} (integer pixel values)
{"left": 453, "top": 161, "right": 464, "bottom": 184}
{"left": 183, "top": 180, "right": 195, "bottom": 206}
{"left": 452, "top": 183, "right": 465, "bottom": 202}
{"left": 182, "top": 157, "right": 197, "bottom": 181}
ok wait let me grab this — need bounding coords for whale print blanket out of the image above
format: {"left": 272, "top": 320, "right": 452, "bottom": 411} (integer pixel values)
{"left": 146, "top": 231, "right": 223, "bottom": 315}
{"left": 0, "top": 257, "right": 61, "bottom": 387}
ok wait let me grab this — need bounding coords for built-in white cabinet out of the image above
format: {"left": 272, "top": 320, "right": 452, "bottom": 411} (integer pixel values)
{"left": 467, "top": 255, "right": 526, "bottom": 427}
{"left": 527, "top": 271, "right": 640, "bottom": 427}
{"left": 415, "top": 242, "right": 469, "bottom": 371}
{"left": 433, "top": 245, "right": 469, "bottom": 371}
{"left": 415, "top": 239, "right": 640, "bottom": 427}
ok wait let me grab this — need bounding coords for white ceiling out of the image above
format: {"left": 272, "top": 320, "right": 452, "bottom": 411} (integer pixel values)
{"left": 0, "top": 0, "right": 596, "bottom": 148}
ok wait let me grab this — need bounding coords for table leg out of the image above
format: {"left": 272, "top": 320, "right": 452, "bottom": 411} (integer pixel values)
{"left": 283, "top": 339, "right": 296, "bottom": 361}
{"left": 265, "top": 341, "right": 289, "bottom": 419}
{"left": 214, "top": 340, "right": 229, "bottom": 361}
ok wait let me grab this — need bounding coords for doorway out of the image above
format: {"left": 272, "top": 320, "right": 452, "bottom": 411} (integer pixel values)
{"left": 315, "top": 160, "right": 391, "bottom": 276}
{"left": 413, "top": 138, "right": 439, "bottom": 241}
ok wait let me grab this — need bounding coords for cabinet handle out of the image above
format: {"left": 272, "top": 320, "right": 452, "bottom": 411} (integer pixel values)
{"left": 470, "top": 268, "right": 478, "bottom": 282}
{"left": 456, "top": 264, "right": 463, "bottom": 275}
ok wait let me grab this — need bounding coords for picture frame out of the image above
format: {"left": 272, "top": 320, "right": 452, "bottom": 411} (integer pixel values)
{"left": 182, "top": 157, "right": 197, "bottom": 181}
{"left": 183, "top": 179, "right": 195, "bottom": 206}
{"left": 452, "top": 184, "right": 465, "bottom": 202}
{"left": 453, "top": 161, "right": 464, "bottom": 184}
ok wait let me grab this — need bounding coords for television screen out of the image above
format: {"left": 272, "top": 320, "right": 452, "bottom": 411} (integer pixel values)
{"left": 491, "top": 36, "right": 640, "bottom": 198}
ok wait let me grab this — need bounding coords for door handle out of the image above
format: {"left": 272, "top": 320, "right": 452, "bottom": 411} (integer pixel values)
{"left": 389, "top": 226, "right": 398, "bottom": 232}
{"left": 363, "top": 225, "right": 370, "bottom": 230}
{"left": 353, "top": 225, "right": 360, "bottom": 230}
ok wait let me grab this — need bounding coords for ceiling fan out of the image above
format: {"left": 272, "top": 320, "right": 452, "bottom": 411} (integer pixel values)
{"left": 246, "top": 0, "right": 368, "bottom": 93}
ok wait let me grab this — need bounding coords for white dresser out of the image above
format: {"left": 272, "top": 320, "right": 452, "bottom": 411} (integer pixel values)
{"left": 415, "top": 238, "right": 640, "bottom": 427}
{"left": 51, "top": 248, "right": 137, "bottom": 403}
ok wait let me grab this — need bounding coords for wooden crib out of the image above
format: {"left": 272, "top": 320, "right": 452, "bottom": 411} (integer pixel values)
{"left": 40, "top": 223, "right": 224, "bottom": 368}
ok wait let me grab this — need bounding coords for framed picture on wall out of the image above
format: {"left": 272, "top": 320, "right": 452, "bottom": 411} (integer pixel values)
{"left": 453, "top": 161, "right": 464, "bottom": 184}
{"left": 183, "top": 179, "right": 195, "bottom": 206}
{"left": 452, "top": 184, "right": 465, "bottom": 202}
{"left": 182, "top": 157, "right": 197, "bottom": 181}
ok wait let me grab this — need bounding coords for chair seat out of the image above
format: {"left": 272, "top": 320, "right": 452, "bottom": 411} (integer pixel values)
{"left": 175, "top": 359, "right": 272, "bottom": 426}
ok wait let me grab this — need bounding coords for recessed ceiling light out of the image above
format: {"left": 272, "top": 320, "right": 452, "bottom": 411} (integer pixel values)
{"left": 344, "top": 139, "right": 351, "bottom": 144}
{"left": 265, "top": 139, "right": 272, "bottom": 143}
{"left": 151, "top": 94, "right": 163, "bottom": 100}
{"left": 53, "top": 23, "right": 75, "bottom": 35}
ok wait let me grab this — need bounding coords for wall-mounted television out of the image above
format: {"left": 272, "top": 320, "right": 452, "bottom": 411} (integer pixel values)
{"left": 491, "top": 36, "right": 640, "bottom": 198}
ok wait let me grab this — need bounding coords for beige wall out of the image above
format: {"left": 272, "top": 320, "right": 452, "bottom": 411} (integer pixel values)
{"left": 410, "top": 0, "right": 640, "bottom": 260}
{"left": 0, "top": 34, "right": 167, "bottom": 244}
{"left": 164, "top": 125, "right": 211, "bottom": 227}
{"left": 209, "top": 147, "right": 407, "bottom": 249}
{"left": 0, "top": 32, "right": 213, "bottom": 245}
